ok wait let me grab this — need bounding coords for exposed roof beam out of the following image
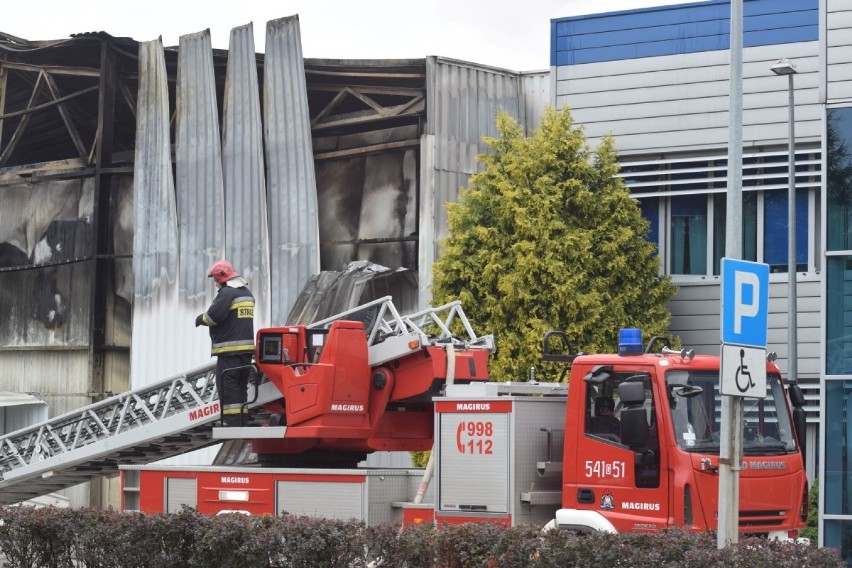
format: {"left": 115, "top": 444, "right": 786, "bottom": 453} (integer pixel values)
{"left": 43, "top": 72, "right": 89, "bottom": 160}
{"left": 1, "top": 61, "right": 101, "bottom": 78}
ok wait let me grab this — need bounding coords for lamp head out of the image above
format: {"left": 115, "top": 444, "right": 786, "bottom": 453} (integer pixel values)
{"left": 770, "top": 58, "right": 797, "bottom": 76}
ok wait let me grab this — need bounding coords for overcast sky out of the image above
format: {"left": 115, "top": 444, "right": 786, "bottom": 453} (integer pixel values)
{"left": 4, "top": 0, "right": 688, "bottom": 70}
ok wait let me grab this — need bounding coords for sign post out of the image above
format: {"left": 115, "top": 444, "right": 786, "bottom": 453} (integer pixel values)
{"left": 718, "top": 258, "right": 769, "bottom": 546}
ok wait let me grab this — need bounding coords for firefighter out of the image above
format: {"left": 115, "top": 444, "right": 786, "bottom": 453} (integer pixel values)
{"left": 196, "top": 260, "right": 255, "bottom": 426}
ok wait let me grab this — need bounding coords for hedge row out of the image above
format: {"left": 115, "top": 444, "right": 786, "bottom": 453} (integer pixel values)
{"left": 0, "top": 506, "right": 843, "bottom": 568}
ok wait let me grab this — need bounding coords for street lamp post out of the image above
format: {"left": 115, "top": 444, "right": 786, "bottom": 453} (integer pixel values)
{"left": 770, "top": 58, "right": 798, "bottom": 386}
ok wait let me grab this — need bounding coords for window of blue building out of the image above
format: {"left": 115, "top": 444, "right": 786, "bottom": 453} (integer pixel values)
{"left": 763, "top": 188, "right": 808, "bottom": 272}
{"left": 823, "top": 380, "right": 852, "bottom": 563}
{"left": 827, "top": 108, "right": 852, "bottom": 252}
{"left": 624, "top": 147, "right": 819, "bottom": 278}
{"left": 826, "top": 108, "right": 852, "bottom": 376}
{"left": 639, "top": 197, "right": 659, "bottom": 254}
{"left": 670, "top": 194, "right": 707, "bottom": 275}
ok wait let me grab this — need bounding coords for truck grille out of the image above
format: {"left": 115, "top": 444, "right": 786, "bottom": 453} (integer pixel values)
{"left": 739, "top": 510, "right": 786, "bottom": 527}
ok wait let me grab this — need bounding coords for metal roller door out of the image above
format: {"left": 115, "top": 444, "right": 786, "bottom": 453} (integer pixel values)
{"left": 439, "top": 412, "right": 509, "bottom": 513}
{"left": 276, "top": 480, "right": 364, "bottom": 520}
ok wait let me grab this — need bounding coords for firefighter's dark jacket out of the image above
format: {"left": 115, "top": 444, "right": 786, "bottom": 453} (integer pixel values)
{"left": 198, "top": 285, "right": 255, "bottom": 356}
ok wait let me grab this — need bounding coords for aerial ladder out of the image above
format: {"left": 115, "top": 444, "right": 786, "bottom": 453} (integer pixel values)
{"left": 0, "top": 297, "right": 492, "bottom": 503}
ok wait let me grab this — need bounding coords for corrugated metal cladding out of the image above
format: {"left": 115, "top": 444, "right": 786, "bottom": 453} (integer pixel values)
{"left": 223, "top": 23, "right": 271, "bottom": 329}
{"left": 130, "top": 16, "right": 318, "bottom": 390}
{"left": 133, "top": 20, "right": 319, "bottom": 466}
{"left": 0, "top": 392, "right": 48, "bottom": 435}
{"left": 420, "top": 57, "right": 548, "bottom": 303}
{"left": 264, "top": 15, "right": 320, "bottom": 325}
{"left": 176, "top": 30, "right": 228, "bottom": 376}
{"left": 551, "top": 0, "right": 819, "bottom": 66}
{"left": 132, "top": 38, "right": 183, "bottom": 386}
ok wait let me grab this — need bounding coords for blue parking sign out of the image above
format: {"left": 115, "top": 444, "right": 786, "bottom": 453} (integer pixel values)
{"left": 721, "top": 258, "right": 769, "bottom": 348}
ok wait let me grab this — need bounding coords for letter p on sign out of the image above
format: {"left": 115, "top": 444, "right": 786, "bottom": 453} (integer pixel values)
{"left": 733, "top": 271, "right": 759, "bottom": 334}
{"left": 721, "top": 258, "right": 769, "bottom": 348}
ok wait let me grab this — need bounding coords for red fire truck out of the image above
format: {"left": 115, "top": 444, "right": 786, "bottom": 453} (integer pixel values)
{"left": 120, "top": 303, "right": 808, "bottom": 539}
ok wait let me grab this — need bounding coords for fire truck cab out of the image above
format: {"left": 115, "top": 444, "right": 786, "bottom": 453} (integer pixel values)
{"left": 546, "top": 339, "right": 808, "bottom": 538}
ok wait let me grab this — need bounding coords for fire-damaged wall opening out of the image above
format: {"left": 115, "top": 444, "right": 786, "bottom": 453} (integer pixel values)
{"left": 0, "top": 26, "right": 544, "bottom": 507}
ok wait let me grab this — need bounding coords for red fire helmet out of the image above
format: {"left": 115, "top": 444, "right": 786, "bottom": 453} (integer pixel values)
{"left": 207, "top": 260, "right": 238, "bottom": 284}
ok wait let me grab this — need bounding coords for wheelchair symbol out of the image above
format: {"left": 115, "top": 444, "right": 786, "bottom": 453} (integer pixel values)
{"left": 735, "top": 349, "right": 755, "bottom": 393}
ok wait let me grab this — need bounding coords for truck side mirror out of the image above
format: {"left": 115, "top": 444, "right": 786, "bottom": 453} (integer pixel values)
{"left": 788, "top": 384, "right": 805, "bottom": 408}
{"left": 620, "top": 407, "right": 648, "bottom": 448}
{"left": 787, "top": 384, "right": 807, "bottom": 455}
{"left": 618, "top": 381, "right": 645, "bottom": 405}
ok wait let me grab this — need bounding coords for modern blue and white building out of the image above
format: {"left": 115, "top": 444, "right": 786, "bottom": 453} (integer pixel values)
{"left": 551, "top": 0, "right": 850, "bottom": 554}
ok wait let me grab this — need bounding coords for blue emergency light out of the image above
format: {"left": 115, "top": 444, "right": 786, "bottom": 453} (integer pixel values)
{"left": 618, "top": 328, "right": 643, "bottom": 356}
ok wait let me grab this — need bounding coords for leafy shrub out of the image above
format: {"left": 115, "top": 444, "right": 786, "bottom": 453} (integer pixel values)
{"left": 0, "top": 507, "right": 843, "bottom": 568}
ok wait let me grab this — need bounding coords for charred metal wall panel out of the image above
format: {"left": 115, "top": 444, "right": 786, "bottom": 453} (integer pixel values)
{"left": 316, "top": 150, "right": 418, "bottom": 272}
{"left": 223, "top": 23, "right": 271, "bottom": 329}
{"left": 176, "top": 30, "right": 225, "bottom": 298}
{"left": 264, "top": 15, "right": 320, "bottom": 325}
{"left": 131, "top": 39, "right": 181, "bottom": 386}
{"left": 0, "top": 179, "right": 94, "bottom": 346}
{"left": 175, "top": 30, "right": 227, "bottom": 372}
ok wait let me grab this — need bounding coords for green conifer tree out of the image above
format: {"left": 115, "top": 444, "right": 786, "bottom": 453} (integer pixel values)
{"left": 432, "top": 106, "right": 677, "bottom": 380}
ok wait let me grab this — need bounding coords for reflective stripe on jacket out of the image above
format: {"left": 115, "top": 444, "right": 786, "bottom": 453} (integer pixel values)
{"left": 201, "top": 285, "right": 255, "bottom": 356}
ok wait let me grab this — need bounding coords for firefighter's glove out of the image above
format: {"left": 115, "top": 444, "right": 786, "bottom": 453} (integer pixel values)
{"left": 195, "top": 314, "right": 204, "bottom": 327}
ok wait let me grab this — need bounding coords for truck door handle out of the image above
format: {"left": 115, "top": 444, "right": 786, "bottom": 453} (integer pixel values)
{"left": 577, "top": 488, "right": 595, "bottom": 504}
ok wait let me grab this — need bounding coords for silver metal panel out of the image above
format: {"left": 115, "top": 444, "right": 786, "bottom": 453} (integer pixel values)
{"left": 669, "top": 278, "right": 821, "bottom": 422}
{"left": 176, "top": 29, "right": 225, "bottom": 299}
{"left": 418, "top": 134, "right": 436, "bottom": 308}
{"left": 276, "top": 480, "right": 363, "bottom": 520}
{"left": 132, "top": 39, "right": 182, "bottom": 387}
{"left": 555, "top": 42, "right": 821, "bottom": 153}
{"left": 166, "top": 477, "right": 197, "bottom": 513}
{"left": 0, "top": 352, "right": 89, "bottom": 400}
{"left": 0, "top": 393, "right": 48, "bottom": 435}
{"left": 427, "top": 57, "right": 523, "bottom": 173}
{"left": 365, "top": 473, "right": 408, "bottom": 525}
{"left": 827, "top": 2, "right": 852, "bottom": 101}
{"left": 438, "top": 412, "right": 509, "bottom": 513}
{"left": 175, "top": 30, "right": 227, "bottom": 380}
{"left": 511, "top": 399, "right": 565, "bottom": 525}
{"left": 264, "top": 15, "right": 320, "bottom": 325}
{"left": 223, "top": 23, "right": 272, "bottom": 329}
{"left": 520, "top": 71, "right": 550, "bottom": 135}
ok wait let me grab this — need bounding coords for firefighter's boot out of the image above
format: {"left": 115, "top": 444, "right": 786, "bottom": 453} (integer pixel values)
{"left": 222, "top": 409, "right": 248, "bottom": 427}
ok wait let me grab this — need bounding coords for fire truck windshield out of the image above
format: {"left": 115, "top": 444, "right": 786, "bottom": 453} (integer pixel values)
{"left": 666, "top": 370, "right": 797, "bottom": 456}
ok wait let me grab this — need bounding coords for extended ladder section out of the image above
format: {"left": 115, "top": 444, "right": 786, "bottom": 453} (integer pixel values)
{"left": 0, "top": 298, "right": 491, "bottom": 504}
{"left": 0, "top": 364, "right": 282, "bottom": 504}
{"left": 307, "top": 296, "right": 494, "bottom": 366}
